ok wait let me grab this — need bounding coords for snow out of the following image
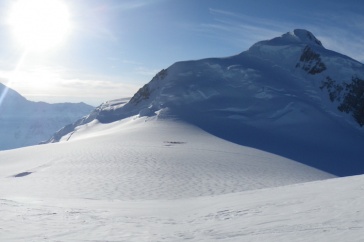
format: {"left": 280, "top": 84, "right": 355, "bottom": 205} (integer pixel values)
{"left": 43, "top": 30, "right": 364, "bottom": 178}
{"left": 0, "top": 122, "right": 362, "bottom": 242}
{"left": 0, "top": 117, "right": 333, "bottom": 200}
{"left": 0, "top": 83, "right": 94, "bottom": 150}
{"left": 0, "top": 116, "right": 352, "bottom": 241}
{"left": 2, "top": 183, "right": 363, "bottom": 242}
{"left": 251, "top": 29, "right": 323, "bottom": 51}
{"left": 1, "top": 29, "right": 364, "bottom": 241}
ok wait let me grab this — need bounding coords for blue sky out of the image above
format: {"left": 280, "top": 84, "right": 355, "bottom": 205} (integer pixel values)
{"left": 0, "top": 0, "right": 363, "bottom": 105}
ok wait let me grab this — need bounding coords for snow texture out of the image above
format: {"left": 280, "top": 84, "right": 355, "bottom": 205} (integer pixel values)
{"left": 1, "top": 29, "right": 363, "bottom": 241}
{"left": 0, "top": 118, "right": 333, "bottom": 200}
{"left": 1, "top": 174, "right": 362, "bottom": 241}
{"left": 0, "top": 116, "right": 341, "bottom": 241}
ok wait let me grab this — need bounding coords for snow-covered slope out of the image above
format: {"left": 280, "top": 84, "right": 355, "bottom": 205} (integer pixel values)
{"left": 0, "top": 117, "right": 333, "bottom": 200}
{"left": 0, "top": 115, "right": 340, "bottom": 240}
{"left": 42, "top": 98, "right": 129, "bottom": 143}
{"left": 47, "top": 29, "right": 364, "bottom": 176}
{"left": 2, "top": 29, "right": 363, "bottom": 242}
{"left": 0, "top": 83, "right": 94, "bottom": 150}
{"left": 1, "top": 114, "right": 362, "bottom": 241}
{"left": 1, "top": 176, "right": 362, "bottom": 242}
{"left": 0, "top": 136, "right": 361, "bottom": 241}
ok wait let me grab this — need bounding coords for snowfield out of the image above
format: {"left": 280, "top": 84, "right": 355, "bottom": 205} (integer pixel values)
{"left": 1, "top": 117, "right": 361, "bottom": 242}
{"left": 0, "top": 118, "right": 362, "bottom": 241}
{"left": 1, "top": 176, "right": 363, "bottom": 241}
{"left": 0, "top": 116, "right": 333, "bottom": 200}
{"left": 1, "top": 29, "right": 364, "bottom": 241}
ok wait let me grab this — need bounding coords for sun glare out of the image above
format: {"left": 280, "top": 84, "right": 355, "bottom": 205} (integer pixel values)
{"left": 8, "top": 0, "right": 71, "bottom": 52}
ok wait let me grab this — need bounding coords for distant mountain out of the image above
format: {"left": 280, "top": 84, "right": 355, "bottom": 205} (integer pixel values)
{"left": 0, "top": 83, "right": 94, "bottom": 150}
{"left": 42, "top": 98, "right": 129, "bottom": 143}
{"left": 46, "top": 29, "right": 364, "bottom": 176}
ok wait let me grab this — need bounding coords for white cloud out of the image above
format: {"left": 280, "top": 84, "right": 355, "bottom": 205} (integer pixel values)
{"left": 0, "top": 67, "right": 139, "bottom": 106}
{"left": 112, "top": 0, "right": 166, "bottom": 11}
{"left": 134, "top": 66, "right": 159, "bottom": 76}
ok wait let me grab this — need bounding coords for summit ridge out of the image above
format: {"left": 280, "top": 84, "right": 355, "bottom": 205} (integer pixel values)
{"left": 45, "top": 29, "right": 364, "bottom": 176}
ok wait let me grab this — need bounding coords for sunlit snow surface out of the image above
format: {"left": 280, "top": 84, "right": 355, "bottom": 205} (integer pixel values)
{"left": 1, "top": 175, "right": 363, "bottom": 241}
{"left": 0, "top": 117, "right": 332, "bottom": 200}
{"left": 2, "top": 29, "right": 364, "bottom": 241}
{"left": 46, "top": 30, "right": 364, "bottom": 176}
{"left": 1, "top": 117, "right": 359, "bottom": 241}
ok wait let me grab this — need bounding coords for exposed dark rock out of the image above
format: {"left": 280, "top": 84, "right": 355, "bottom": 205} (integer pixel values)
{"left": 320, "top": 76, "right": 364, "bottom": 126}
{"left": 129, "top": 84, "right": 151, "bottom": 105}
{"left": 129, "top": 69, "right": 168, "bottom": 105}
{"left": 338, "top": 77, "right": 364, "bottom": 126}
{"left": 296, "top": 46, "right": 326, "bottom": 74}
{"left": 320, "top": 76, "right": 344, "bottom": 102}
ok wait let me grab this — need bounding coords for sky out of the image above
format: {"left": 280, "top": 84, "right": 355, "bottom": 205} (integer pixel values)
{"left": 0, "top": 0, "right": 363, "bottom": 106}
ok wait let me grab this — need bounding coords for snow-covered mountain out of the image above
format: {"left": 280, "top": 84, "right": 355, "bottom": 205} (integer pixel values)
{"left": 0, "top": 82, "right": 94, "bottom": 150}
{"left": 0, "top": 111, "right": 361, "bottom": 242}
{"left": 1, "top": 29, "right": 363, "bottom": 241}
{"left": 47, "top": 29, "right": 364, "bottom": 176}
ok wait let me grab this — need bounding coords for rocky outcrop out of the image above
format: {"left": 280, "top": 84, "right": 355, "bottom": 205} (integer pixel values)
{"left": 296, "top": 46, "right": 326, "bottom": 74}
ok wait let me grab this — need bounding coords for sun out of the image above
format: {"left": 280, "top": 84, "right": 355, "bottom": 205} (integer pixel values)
{"left": 8, "top": 0, "right": 71, "bottom": 52}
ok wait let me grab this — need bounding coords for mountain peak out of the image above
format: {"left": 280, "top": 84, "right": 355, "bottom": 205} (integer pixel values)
{"left": 251, "top": 29, "right": 323, "bottom": 49}
{"left": 291, "top": 29, "right": 323, "bottom": 46}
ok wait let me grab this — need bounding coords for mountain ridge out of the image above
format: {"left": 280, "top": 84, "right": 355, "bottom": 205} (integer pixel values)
{"left": 45, "top": 29, "right": 364, "bottom": 176}
{"left": 0, "top": 82, "right": 94, "bottom": 150}
{"left": 1, "top": 30, "right": 363, "bottom": 240}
